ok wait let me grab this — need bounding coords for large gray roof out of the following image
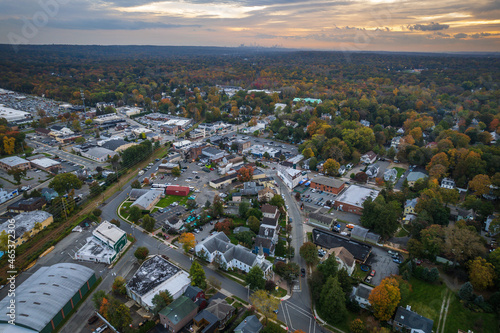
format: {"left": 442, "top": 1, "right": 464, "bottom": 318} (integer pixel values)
{"left": 0, "top": 156, "right": 29, "bottom": 167}
{"left": 200, "top": 232, "right": 257, "bottom": 267}
{"left": 0, "top": 263, "right": 94, "bottom": 332}
{"left": 126, "top": 255, "right": 180, "bottom": 296}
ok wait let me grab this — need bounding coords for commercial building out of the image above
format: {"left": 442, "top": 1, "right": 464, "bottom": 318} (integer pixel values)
{"left": 158, "top": 163, "right": 179, "bottom": 174}
{"left": 333, "top": 185, "right": 380, "bottom": 215}
{"left": 0, "top": 211, "right": 53, "bottom": 247}
{"left": 126, "top": 255, "right": 191, "bottom": 311}
{"left": 312, "top": 228, "right": 372, "bottom": 263}
{"left": 209, "top": 173, "right": 238, "bottom": 189}
{"left": 101, "top": 139, "right": 137, "bottom": 152}
{"left": 0, "top": 104, "right": 31, "bottom": 122}
{"left": 277, "top": 164, "right": 306, "bottom": 189}
{"left": 7, "top": 197, "right": 45, "bottom": 213}
{"left": 131, "top": 190, "right": 163, "bottom": 211}
{"left": 0, "top": 263, "right": 96, "bottom": 333}
{"left": 30, "top": 158, "right": 62, "bottom": 173}
{"left": 202, "top": 147, "right": 226, "bottom": 163}
{"left": 310, "top": 176, "right": 345, "bottom": 194}
{"left": 0, "top": 156, "right": 30, "bottom": 171}
{"left": 81, "top": 147, "right": 118, "bottom": 162}
{"left": 93, "top": 221, "right": 127, "bottom": 253}
{"left": 0, "top": 188, "right": 19, "bottom": 204}
{"left": 165, "top": 185, "right": 190, "bottom": 196}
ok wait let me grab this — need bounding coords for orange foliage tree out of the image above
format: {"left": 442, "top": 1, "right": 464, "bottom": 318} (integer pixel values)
{"left": 179, "top": 232, "right": 196, "bottom": 253}
{"left": 368, "top": 276, "right": 401, "bottom": 321}
{"left": 237, "top": 166, "right": 254, "bottom": 182}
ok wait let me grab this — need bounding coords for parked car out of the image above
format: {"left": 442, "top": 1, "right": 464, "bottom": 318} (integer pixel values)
{"left": 370, "top": 270, "right": 376, "bottom": 276}
{"left": 87, "top": 314, "right": 98, "bottom": 325}
{"left": 301, "top": 268, "right": 306, "bottom": 277}
{"left": 365, "top": 276, "right": 373, "bottom": 283}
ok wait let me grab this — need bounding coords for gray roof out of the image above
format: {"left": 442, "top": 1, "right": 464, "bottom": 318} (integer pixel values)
{"left": 234, "top": 315, "right": 263, "bottom": 333}
{"left": 184, "top": 285, "right": 203, "bottom": 300}
{"left": 85, "top": 147, "right": 116, "bottom": 159}
{"left": 309, "top": 212, "right": 335, "bottom": 225}
{"left": 0, "top": 263, "right": 94, "bottom": 332}
{"left": 0, "top": 211, "right": 52, "bottom": 241}
{"left": 261, "top": 217, "right": 278, "bottom": 227}
{"left": 205, "top": 299, "right": 235, "bottom": 321}
{"left": 394, "top": 307, "right": 434, "bottom": 333}
{"left": 0, "top": 156, "right": 29, "bottom": 167}
{"left": 101, "top": 139, "right": 129, "bottom": 151}
{"left": 223, "top": 245, "right": 257, "bottom": 266}
{"left": 258, "top": 225, "right": 275, "bottom": 238}
{"left": 313, "top": 228, "right": 372, "bottom": 262}
{"left": 129, "top": 188, "right": 150, "bottom": 200}
{"left": 203, "top": 147, "right": 224, "bottom": 156}
{"left": 132, "top": 190, "right": 162, "bottom": 210}
{"left": 311, "top": 176, "right": 344, "bottom": 188}
{"left": 194, "top": 310, "right": 219, "bottom": 333}
{"left": 126, "top": 255, "right": 180, "bottom": 296}
{"left": 199, "top": 232, "right": 258, "bottom": 267}
{"left": 354, "top": 284, "right": 373, "bottom": 300}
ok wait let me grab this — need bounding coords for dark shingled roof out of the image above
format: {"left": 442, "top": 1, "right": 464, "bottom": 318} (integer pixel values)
{"left": 394, "top": 306, "right": 434, "bottom": 333}
{"left": 312, "top": 228, "right": 372, "bottom": 262}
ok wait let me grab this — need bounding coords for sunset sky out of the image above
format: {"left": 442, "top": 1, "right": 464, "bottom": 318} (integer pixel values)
{"left": 1, "top": 0, "right": 499, "bottom": 52}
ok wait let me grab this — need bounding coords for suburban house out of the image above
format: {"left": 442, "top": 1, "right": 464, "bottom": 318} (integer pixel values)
{"left": 126, "top": 255, "right": 191, "bottom": 311}
{"left": 384, "top": 168, "right": 398, "bottom": 182}
{"left": 193, "top": 309, "right": 220, "bottom": 333}
{"left": 261, "top": 204, "right": 280, "bottom": 219}
{"left": 324, "top": 247, "right": 356, "bottom": 276}
{"left": 159, "top": 296, "right": 198, "bottom": 332}
{"left": 440, "top": 178, "right": 456, "bottom": 189}
{"left": 407, "top": 171, "right": 428, "bottom": 186}
{"left": 205, "top": 298, "right": 236, "bottom": 329}
{"left": 365, "top": 164, "right": 380, "bottom": 178}
{"left": 258, "top": 187, "right": 277, "bottom": 202}
{"left": 404, "top": 198, "right": 418, "bottom": 215}
{"left": 310, "top": 176, "right": 345, "bottom": 194}
{"left": 393, "top": 306, "right": 434, "bottom": 333}
{"left": 41, "top": 187, "right": 58, "bottom": 202}
{"left": 352, "top": 284, "right": 373, "bottom": 309}
{"left": 360, "top": 151, "right": 377, "bottom": 164}
{"left": 195, "top": 232, "right": 272, "bottom": 276}
{"left": 234, "top": 315, "right": 263, "bottom": 333}
{"left": 184, "top": 285, "right": 207, "bottom": 309}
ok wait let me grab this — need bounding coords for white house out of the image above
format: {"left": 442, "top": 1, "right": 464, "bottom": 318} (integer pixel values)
{"left": 365, "top": 164, "right": 380, "bottom": 178}
{"left": 440, "top": 178, "right": 456, "bottom": 189}
{"left": 277, "top": 164, "right": 305, "bottom": 189}
{"left": 360, "top": 151, "right": 377, "bottom": 164}
{"left": 195, "top": 232, "right": 272, "bottom": 276}
{"left": 384, "top": 168, "right": 398, "bottom": 182}
{"left": 352, "top": 284, "right": 373, "bottom": 309}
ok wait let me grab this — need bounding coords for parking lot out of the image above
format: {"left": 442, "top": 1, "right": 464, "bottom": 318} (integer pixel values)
{"left": 299, "top": 187, "right": 339, "bottom": 208}
{"left": 151, "top": 205, "right": 189, "bottom": 229}
{"left": 364, "top": 246, "right": 401, "bottom": 286}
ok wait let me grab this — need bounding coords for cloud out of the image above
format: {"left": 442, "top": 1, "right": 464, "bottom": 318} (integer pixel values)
{"left": 454, "top": 33, "right": 468, "bottom": 38}
{"left": 48, "top": 19, "right": 201, "bottom": 30}
{"left": 407, "top": 22, "right": 449, "bottom": 31}
{"left": 470, "top": 32, "right": 492, "bottom": 39}
{"left": 435, "top": 32, "right": 450, "bottom": 37}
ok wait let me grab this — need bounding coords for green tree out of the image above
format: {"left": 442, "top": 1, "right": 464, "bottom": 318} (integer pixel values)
{"left": 142, "top": 214, "right": 156, "bottom": 232}
{"left": 320, "top": 276, "right": 347, "bottom": 323}
{"left": 134, "top": 246, "right": 149, "bottom": 261}
{"left": 247, "top": 215, "right": 260, "bottom": 233}
{"left": 361, "top": 196, "right": 401, "bottom": 239}
{"left": 250, "top": 290, "right": 280, "bottom": 325}
{"left": 92, "top": 290, "right": 107, "bottom": 309}
{"left": 247, "top": 207, "right": 263, "bottom": 220}
{"left": 211, "top": 195, "right": 224, "bottom": 218}
{"left": 246, "top": 266, "right": 266, "bottom": 290}
{"left": 131, "top": 179, "right": 141, "bottom": 188}
{"left": 239, "top": 201, "right": 250, "bottom": 218}
{"left": 152, "top": 290, "right": 173, "bottom": 315}
{"left": 269, "top": 195, "right": 285, "bottom": 208}
{"left": 72, "top": 119, "right": 82, "bottom": 132}
{"left": 8, "top": 167, "right": 26, "bottom": 185}
{"left": 129, "top": 205, "right": 142, "bottom": 223}
{"left": 300, "top": 242, "right": 319, "bottom": 266}
{"left": 458, "top": 282, "right": 474, "bottom": 301}
{"left": 235, "top": 230, "right": 256, "bottom": 248}
{"left": 107, "top": 298, "right": 132, "bottom": 330}
{"left": 171, "top": 166, "right": 181, "bottom": 177}
{"left": 189, "top": 261, "right": 207, "bottom": 289}
{"left": 49, "top": 173, "right": 83, "bottom": 195}
{"left": 302, "top": 147, "right": 314, "bottom": 159}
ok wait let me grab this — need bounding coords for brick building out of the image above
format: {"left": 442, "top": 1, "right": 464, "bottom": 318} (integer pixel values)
{"left": 310, "top": 176, "right": 345, "bottom": 194}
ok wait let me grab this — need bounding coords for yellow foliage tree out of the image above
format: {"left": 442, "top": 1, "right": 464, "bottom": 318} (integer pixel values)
{"left": 179, "top": 232, "right": 196, "bottom": 253}
{"left": 368, "top": 276, "right": 401, "bottom": 321}
{"left": 3, "top": 136, "right": 15, "bottom": 155}
{"left": 468, "top": 257, "right": 496, "bottom": 291}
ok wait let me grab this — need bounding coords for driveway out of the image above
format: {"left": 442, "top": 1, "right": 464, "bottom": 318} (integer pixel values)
{"left": 364, "top": 246, "right": 400, "bottom": 286}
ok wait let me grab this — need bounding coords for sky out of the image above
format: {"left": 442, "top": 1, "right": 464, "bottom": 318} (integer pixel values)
{"left": 1, "top": 0, "right": 499, "bottom": 52}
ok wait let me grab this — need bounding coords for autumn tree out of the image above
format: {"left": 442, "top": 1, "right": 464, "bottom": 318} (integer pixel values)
{"left": 369, "top": 276, "right": 401, "bottom": 321}
{"left": 300, "top": 242, "right": 319, "bottom": 266}
{"left": 3, "top": 136, "right": 15, "bottom": 155}
{"left": 134, "top": 246, "right": 149, "bottom": 261}
{"left": 179, "top": 232, "right": 196, "bottom": 253}
{"left": 189, "top": 260, "right": 207, "bottom": 290}
{"left": 323, "top": 158, "right": 340, "bottom": 176}
{"left": 468, "top": 257, "right": 496, "bottom": 291}
{"left": 152, "top": 290, "right": 173, "bottom": 315}
{"left": 444, "top": 225, "right": 485, "bottom": 264}
{"left": 131, "top": 179, "right": 141, "bottom": 188}
{"left": 302, "top": 147, "right": 314, "bottom": 159}
{"left": 468, "top": 174, "right": 491, "bottom": 196}
{"left": 250, "top": 290, "right": 280, "bottom": 325}
{"left": 112, "top": 276, "right": 126, "bottom": 295}
{"left": 214, "top": 218, "right": 234, "bottom": 235}
{"left": 72, "top": 119, "right": 81, "bottom": 132}
{"left": 237, "top": 165, "right": 254, "bottom": 182}
{"left": 420, "top": 225, "right": 445, "bottom": 258}
{"left": 349, "top": 319, "right": 365, "bottom": 333}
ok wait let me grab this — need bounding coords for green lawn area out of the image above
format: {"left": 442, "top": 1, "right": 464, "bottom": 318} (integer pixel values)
{"left": 445, "top": 295, "right": 499, "bottom": 333}
{"left": 352, "top": 263, "right": 369, "bottom": 282}
{"left": 232, "top": 217, "right": 246, "bottom": 227}
{"left": 393, "top": 167, "right": 406, "bottom": 178}
{"left": 395, "top": 227, "right": 410, "bottom": 237}
{"left": 156, "top": 195, "right": 189, "bottom": 208}
{"left": 405, "top": 278, "right": 448, "bottom": 330}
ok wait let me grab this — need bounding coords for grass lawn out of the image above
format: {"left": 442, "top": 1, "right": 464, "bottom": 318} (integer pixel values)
{"left": 445, "top": 295, "right": 499, "bottom": 333}
{"left": 352, "top": 263, "right": 369, "bottom": 282}
{"left": 406, "top": 278, "right": 448, "bottom": 330}
{"left": 393, "top": 167, "right": 406, "bottom": 178}
{"left": 395, "top": 227, "right": 409, "bottom": 237}
{"left": 232, "top": 217, "right": 246, "bottom": 227}
{"left": 271, "top": 287, "right": 287, "bottom": 298}
{"left": 156, "top": 195, "right": 189, "bottom": 208}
